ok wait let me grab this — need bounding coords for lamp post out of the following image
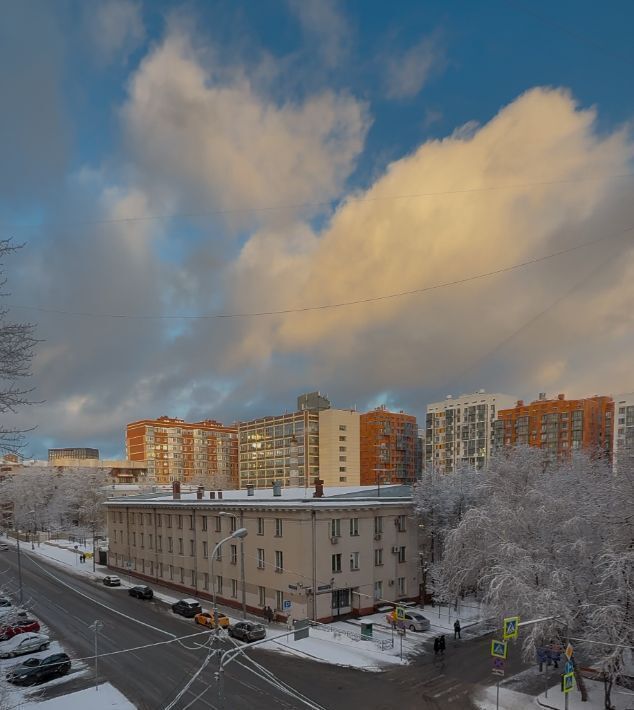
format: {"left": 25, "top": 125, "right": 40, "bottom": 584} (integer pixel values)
{"left": 210, "top": 528, "right": 248, "bottom": 631}
{"left": 219, "top": 512, "right": 247, "bottom": 619}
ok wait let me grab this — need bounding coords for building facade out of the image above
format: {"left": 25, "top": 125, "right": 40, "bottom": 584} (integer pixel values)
{"left": 611, "top": 393, "right": 634, "bottom": 469}
{"left": 360, "top": 407, "right": 418, "bottom": 485}
{"left": 425, "top": 390, "right": 517, "bottom": 472}
{"left": 126, "top": 417, "right": 238, "bottom": 486}
{"left": 317, "top": 409, "right": 360, "bottom": 486}
{"left": 48, "top": 447, "right": 99, "bottom": 462}
{"left": 493, "top": 393, "right": 614, "bottom": 460}
{"left": 105, "top": 485, "right": 420, "bottom": 622}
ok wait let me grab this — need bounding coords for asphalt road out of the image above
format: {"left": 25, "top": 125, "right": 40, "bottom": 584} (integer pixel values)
{"left": 0, "top": 547, "right": 529, "bottom": 709}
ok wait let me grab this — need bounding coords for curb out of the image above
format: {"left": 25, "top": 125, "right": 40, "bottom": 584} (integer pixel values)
{"left": 535, "top": 697, "right": 559, "bottom": 710}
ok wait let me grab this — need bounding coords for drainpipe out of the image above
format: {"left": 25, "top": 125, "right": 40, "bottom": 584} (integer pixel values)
{"left": 311, "top": 510, "right": 317, "bottom": 621}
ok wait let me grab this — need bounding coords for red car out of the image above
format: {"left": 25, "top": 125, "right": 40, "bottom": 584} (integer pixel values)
{"left": 0, "top": 619, "right": 40, "bottom": 641}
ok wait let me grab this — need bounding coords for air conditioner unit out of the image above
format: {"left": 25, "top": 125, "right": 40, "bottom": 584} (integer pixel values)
{"left": 330, "top": 537, "right": 339, "bottom": 544}
{"left": 391, "top": 546, "right": 399, "bottom": 553}
{"left": 373, "top": 534, "right": 382, "bottom": 541}
{"left": 388, "top": 579, "right": 394, "bottom": 586}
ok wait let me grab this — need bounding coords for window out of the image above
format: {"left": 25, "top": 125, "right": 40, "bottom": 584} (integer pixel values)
{"left": 339, "top": 456, "right": 347, "bottom": 462}
{"left": 215, "top": 516, "right": 222, "bottom": 532}
{"left": 230, "top": 544, "right": 238, "bottom": 565}
{"left": 132, "top": 532, "right": 136, "bottom": 546}
{"left": 178, "top": 538, "right": 183, "bottom": 555}
{"left": 339, "top": 424, "right": 347, "bottom": 431}
{"left": 189, "top": 516, "right": 194, "bottom": 530}
{"left": 257, "top": 517, "right": 264, "bottom": 535}
{"left": 190, "top": 540, "right": 195, "bottom": 557}
{"left": 201, "top": 516, "right": 207, "bottom": 531}
{"left": 339, "top": 476, "right": 347, "bottom": 482}
{"left": 258, "top": 586, "right": 266, "bottom": 607}
{"left": 373, "top": 581, "right": 383, "bottom": 600}
{"left": 396, "top": 515, "right": 407, "bottom": 532}
{"left": 216, "top": 576, "right": 223, "bottom": 595}
{"left": 330, "top": 519, "right": 341, "bottom": 538}
{"left": 157, "top": 535, "right": 162, "bottom": 552}
{"left": 275, "top": 550, "right": 283, "bottom": 573}
{"left": 215, "top": 547, "right": 222, "bottom": 562}
{"left": 202, "top": 541, "right": 208, "bottom": 558}
{"left": 203, "top": 572, "right": 209, "bottom": 590}
{"left": 374, "top": 548, "right": 383, "bottom": 566}
{"left": 179, "top": 567, "right": 184, "bottom": 584}
{"left": 191, "top": 570, "right": 196, "bottom": 587}
{"left": 374, "top": 516, "right": 383, "bottom": 535}
{"left": 349, "top": 518, "right": 359, "bottom": 536}
{"left": 276, "top": 590, "right": 284, "bottom": 611}
{"left": 140, "top": 533, "right": 144, "bottom": 548}
{"left": 338, "top": 435, "right": 347, "bottom": 442}
{"left": 231, "top": 579, "right": 238, "bottom": 598}
{"left": 148, "top": 534, "right": 153, "bottom": 550}
{"left": 257, "top": 549, "right": 265, "bottom": 569}
{"left": 169, "top": 564, "right": 174, "bottom": 580}
{"left": 229, "top": 517, "right": 237, "bottom": 533}
{"left": 168, "top": 537, "right": 173, "bottom": 553}
{"left": 350, "top": 552, "right": 360, "bottom": 571}
{"left": 177, "top": 515, "right": 183, "bottom": 530}
{"left": 166, "top": 515, "right": 172, "bottom": 528}
{"left": 397, "top": 577, "right": 406, "bottom": 596}
{"left": 398, "top": 546, "right": 406, "bottom": 563}
{"left": 275, "top": 519, "right": 283, "bottom": 537}
{"left": 113, "top": 530, "right": 117, "bottom": 543}
{"left": 332, "top": 553, "right": 342, "bottom": 573}
{"left": 339, "top": 466, "right": 346, "bottom": 472}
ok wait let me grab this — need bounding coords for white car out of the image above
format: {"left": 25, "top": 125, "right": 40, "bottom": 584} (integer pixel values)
{"left": 0, "top": 543, "right": 9, "bottom": 551}
{"left": 0, "top": 632, "right": 50, "bottom": 658}
{"left": 0, "top": 607, "right": 28, "bottom": 621}
{"left": 386, "top": 610, "right": 431, "bottom": 632}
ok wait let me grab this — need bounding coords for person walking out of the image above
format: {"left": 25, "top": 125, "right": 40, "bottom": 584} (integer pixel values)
{"left": 439, "top": 635, "right": 446, "bottom": 655}
{"left": 265, "top": 605, "right": 274, "bottom": 625}
{"left": 433, "top": 637, "right": 440, "bottom": 657}
{"left": 454, "top": 619, "right": 461, "bottom": 639}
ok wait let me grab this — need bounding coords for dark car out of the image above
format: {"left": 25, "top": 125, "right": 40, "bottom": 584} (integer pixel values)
{"left": 228, "top": 621, "right": 266, "bottom": 643}
{"left": 102, "top": 575, "right": 121, "bottom": 587}
{"left": 171, "top": 599, "right": 202, "bottom": 618}
{"left": 129, "top": 585, "right": 153, "bottom": 600}
{"left": 0, "top": 598, "right": 11, "bottom": 608}
{"left": 7, "top": 653, "right": 71, "bottom": 686}
{"left": 0, "top": 618, "right": 40, "bottom": 641}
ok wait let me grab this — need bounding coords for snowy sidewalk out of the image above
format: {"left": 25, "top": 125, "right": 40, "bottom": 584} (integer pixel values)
{"left": 537, "top": 680, "right": 634, "bottom": 710}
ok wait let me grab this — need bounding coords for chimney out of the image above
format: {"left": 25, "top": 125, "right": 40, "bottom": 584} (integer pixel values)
{"left": 217, "top": 491, "right": 223, "bottom": 500}
{"left": 314, "top": 479, "right": 324, "bottom": 498}
{"left": 172, "top": 481, "right": 181, "bottom": 500}
{"left": 196, "top": 486, "right": 204, "bottom": 500}
{"left": 247, "top": 485, "right": 255, "bottom": 497}
{"left": 517, "top": 400, "right": 524, "bottom": 407}
{"left": 558, "top": 393, "right": 565, "bottom": 401}
{"left": 272, "top": 481, "right": 282, "bottom": 497}
{"left": 538, "top": 392, "right": 546, "bottom": 401}
{"left": 209, "top": 491, "right": 216, "bottom": 499}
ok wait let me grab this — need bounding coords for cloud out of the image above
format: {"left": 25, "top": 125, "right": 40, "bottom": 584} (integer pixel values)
{"left": 85, "top": 0, "right": 145, "bottom": 66}
{"left": 286, "top": 0, "right": 349, "bottom": 69}
{"left": 121, "top": 30, "right": 369, "bottom": 228}
{"left": 218, "top": 88, "right": 634, "bottom": 401}
{"left": 384, "top": 32, "right": 446, "bottom": 99}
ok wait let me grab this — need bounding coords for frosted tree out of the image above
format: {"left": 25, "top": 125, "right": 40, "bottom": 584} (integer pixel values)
{"left": 0, "top": 240, "right": 38, "bottom": 456}
{"left": 438, "top": 447, "right": 633, "bottom": 708}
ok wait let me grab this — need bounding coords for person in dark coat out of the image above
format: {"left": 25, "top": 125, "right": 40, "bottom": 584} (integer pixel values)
{"left": 439, "top": 635, "right": 446, "bottom": 655}
{"left": 433, "top": 637, "right": 440, "bottom": 656}
{"left": 454, "top": 619, "right": 461, "bottom": 639}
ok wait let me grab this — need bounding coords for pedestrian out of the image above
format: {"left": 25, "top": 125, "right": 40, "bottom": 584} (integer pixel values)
{"left": 454, "top": 619, "right": 461, "bottom": 639}
{"left": 265, "top": 605, "right": 274, "bottom": 624}
{"left": 439, "top": 635, "right": 446, "bottom": 655}
{"left": 433, "top": 636, "right": 440, "bottom": 656}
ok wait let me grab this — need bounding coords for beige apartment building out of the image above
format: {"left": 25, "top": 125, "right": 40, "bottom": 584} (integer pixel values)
{"left": 105, "top": 484, "right": 419, "bottom": 622}
{"left": 317, "top": 409, "right": 360, "bottom": 486}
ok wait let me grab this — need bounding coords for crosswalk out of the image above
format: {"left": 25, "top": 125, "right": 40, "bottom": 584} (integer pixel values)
{"left": 395, "top": 671, "right": 474, "bottom": 705}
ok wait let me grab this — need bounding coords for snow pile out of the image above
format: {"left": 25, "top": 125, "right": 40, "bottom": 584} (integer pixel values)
{"left": 19, "top": 682, "right": 134, "bottom": 709}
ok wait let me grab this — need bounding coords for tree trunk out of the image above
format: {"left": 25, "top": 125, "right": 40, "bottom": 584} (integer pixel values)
{"left": 573, "top": 660, "right": 588, "bottom": 702}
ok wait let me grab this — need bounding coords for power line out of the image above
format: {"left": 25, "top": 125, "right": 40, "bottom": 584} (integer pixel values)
{"left": 2, "top": 173, "right": 632, "bottom": 230}
{"left": 8, "top": 227, "right": 632, "bottom": 321}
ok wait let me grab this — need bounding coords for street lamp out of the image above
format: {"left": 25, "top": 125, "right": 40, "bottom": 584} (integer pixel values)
{"left": 210, "top": 528, "right": 248, "bottom": 632}
{"left": 219, "top": 512, "right": 247, "bottom": 619}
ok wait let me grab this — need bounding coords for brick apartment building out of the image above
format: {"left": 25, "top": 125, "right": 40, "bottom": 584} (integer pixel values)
{"left": 360, "top": 407, "right": 418, "bottom": 485}
{"left": 126, "top": 417, "right": 238, "bottom": 486}
{"left": 493, "top": 393, "right": 614, "bottom": 460}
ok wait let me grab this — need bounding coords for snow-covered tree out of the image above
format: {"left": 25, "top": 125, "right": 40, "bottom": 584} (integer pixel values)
{"left": 438, "top": 447, "right": 633, "bottom": 708}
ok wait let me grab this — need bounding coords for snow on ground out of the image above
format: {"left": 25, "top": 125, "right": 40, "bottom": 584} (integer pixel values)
{"left": 537, "top": 680, "right": 634, "bottom": 710}
{"left": 474, "top": 684, "right": 536, "bottom": 710}
{"left": 19, "top": 682, "right": 134, "bottom": 709}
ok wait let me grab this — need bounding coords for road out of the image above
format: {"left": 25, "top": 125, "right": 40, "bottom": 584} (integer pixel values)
{"left": 0, "top": 547, "right": 529, "bottom": 709}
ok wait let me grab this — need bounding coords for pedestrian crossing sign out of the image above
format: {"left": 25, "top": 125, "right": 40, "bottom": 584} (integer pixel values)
{"left": 562, "top": 672, "right": 575, "bottom": 694}
{"left": 491, "top": 640, "right": 508, "bottom": 659}
{"left": 503, "top": 616, "right": 520, "bottom": 640}
{"left": 395, "top": 606, "right": 406, "bottom": 621}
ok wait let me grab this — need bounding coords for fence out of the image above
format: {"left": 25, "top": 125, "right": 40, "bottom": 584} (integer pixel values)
{"left": 308, "top": 620, "right": 394, "bottom": 652}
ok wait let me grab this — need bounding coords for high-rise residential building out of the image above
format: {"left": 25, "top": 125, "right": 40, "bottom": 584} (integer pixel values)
{"left": 126, "top": 417, "right": 238, "bottom": 486}
{"left": 493, "top": 393, "right": 613, "bottom": 460}
{"left": 426, "top": 390, "right": 517, "bottom": 472}
{"left": 48, "top": 447, "right": 99, "bottom": 462}
{"left": 360, "top": 406, "right": 418, "bottom": 485}
{"left": 238, "top": 395, "right": 360, "bottom": 489}
{"left": 611, "top": 393, "right": 634, "bottom": 469}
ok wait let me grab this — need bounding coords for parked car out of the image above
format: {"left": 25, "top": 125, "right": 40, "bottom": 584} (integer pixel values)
{"left": 0, "top": 618, "right": 40, "bottom": 641}
{"left": 0, "top": 597, "right": 11, "bottom": 608}
{"left": 0, "top": 543, "right": 9, "bottom": 551}
{"left": 6, "top": 653, "right": 71, "bottom": 686}
{"left": 386, "top": 610, "right": 431, "bottom": 632}
{"left": 128, "top": 585, "right": 153, "bottom": 600}
{"left": 102, "top": 575, "right": 121, "bottom": 587}
{"left": 0, "top": 607, "right": 27, "bottom": 622}
{"left": 0, "top": 632, "right": 50, "bottom": 658}
{"left": 171, "top": 599, "right": 202, "bottom": 618}
{"left": 194, "top": 611, "right": 230, "bottom": 629}
{"left": 228, "top": 621, "right": 266, "bottom": 643}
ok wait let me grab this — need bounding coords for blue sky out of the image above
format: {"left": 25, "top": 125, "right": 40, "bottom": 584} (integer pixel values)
{"left": 2, "top": 0, "right": 634, "bottom": 458}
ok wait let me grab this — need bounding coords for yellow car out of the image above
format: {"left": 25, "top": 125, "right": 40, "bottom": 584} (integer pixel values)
{"left": 194, "top": 612, "right": 230, "bottom": 629}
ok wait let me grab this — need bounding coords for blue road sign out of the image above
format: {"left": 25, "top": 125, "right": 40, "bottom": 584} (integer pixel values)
{"left": 283, "top": 600, "right": 292, "bottom": 611}
{"left": 491, "top": 640, "right": 508, "bottom": 659}
{"left": 562, "top": 672, "right": 575, "bottom": 694}
{"left": 503, "top": 616, "right": 520, "bottom": 640}
{"left": 564, "top": 660, "right": 574, "bottom": 674}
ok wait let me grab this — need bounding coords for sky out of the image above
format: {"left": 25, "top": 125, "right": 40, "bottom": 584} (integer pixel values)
{"left": 2, "top": 0, "right": 634, "bottom": 459}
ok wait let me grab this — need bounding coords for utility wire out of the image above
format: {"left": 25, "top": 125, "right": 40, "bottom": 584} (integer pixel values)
{"left": 2, "top": 173, "right": 632, "bottom": 230}
{"left": 8, "top": 227, "right": 632, "bottom": 320}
